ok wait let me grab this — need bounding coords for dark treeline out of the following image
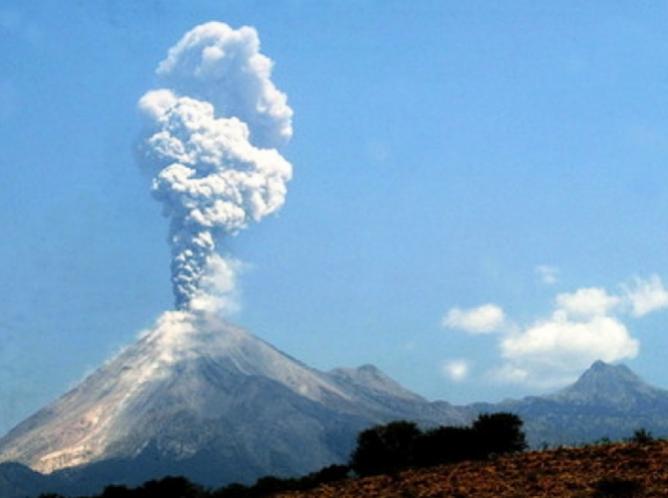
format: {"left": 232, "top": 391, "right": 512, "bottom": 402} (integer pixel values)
{"left": 38, "top": 464, "right": 350, "bottom": 498}
{"left": 350, "top": 412, "right": 526, "bottom": 476}
{"left": 38, "top": 412, "right": 526, "bottom": 498}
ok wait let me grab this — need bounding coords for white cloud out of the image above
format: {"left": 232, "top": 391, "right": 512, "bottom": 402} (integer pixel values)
{"left": 458, "top": 274, "right": 668, "bottom": 388}
{"left": 501, "top": 314, "right": 638, "bottom": 374}
{"left": 623, "top": 275, "right": 668, "bottom": 317}
{"left": 442, "top": 304, "right": 505, "bottom": 334}
{"left": 441, "top": 359, "right": 470, "bottom": 382}
{"left": 496, "top": 287, "right": 637, "bottom": 386}
{"left": 536, "top": 265, "right": 559, "bottom": 285}
{"left": 555, "top": 287, "right": 621, "bottom": 318}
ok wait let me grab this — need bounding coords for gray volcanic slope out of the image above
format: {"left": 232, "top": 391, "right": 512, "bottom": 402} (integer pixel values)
{"left": 2, "top": 312, "right": 667, "bottom": 497}
{"left": 0, "top": 315, "right": 465, "bottom": 493}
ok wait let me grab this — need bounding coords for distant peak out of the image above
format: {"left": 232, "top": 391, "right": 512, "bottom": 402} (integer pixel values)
{"left": 551, "top": 360, "right": 655, "bottom": 404}
{"left": 328, "top": 364, "right": 424, "bottom": 402}
{"left": 581, "top": 360, "right": 634, "bottom": 379}
{"left": 357, "top": 364, "right": 381, "bottom": 374}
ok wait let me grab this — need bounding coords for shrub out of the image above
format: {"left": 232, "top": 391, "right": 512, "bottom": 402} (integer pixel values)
{"left": 630, "top": 428, "right": 653, "bottom": 445}
{"left": 349, "top": 413, "right": 527, "bottom": 476}
{"left": 350, "top": 420, "right": 421, "bottom": 476}
{"left": 304, "top": 464, "right": 350, "bottom": 485}
{"left": 211, "top": 482, "right": 249, "bottom": 498}
{"left": 100, "top": 485, "right": 131, "bottom": 498}
{"left": 138, "top": 476, "right": 204, "bottom": 498}
{"left": 413, "top": 426, "right": 476, "bottom": 467}
{"left": 252, "top": 475, "right": 294, "bottom": 494}
{"left": 471, "top": 412, "right": 527, "bottom": 457}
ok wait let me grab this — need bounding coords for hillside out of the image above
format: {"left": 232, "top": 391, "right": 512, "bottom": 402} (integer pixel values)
{"left": 1, "top": 313, "right": 668, "bottom": 497}
{"left": 0, "top": 316, "right": 465, "bottom": 495}
{"left": 475, "top": 360, "right": 668, "bottom": 447}
{"left": 279, "top": 440, "right": 668, "bottom": 497}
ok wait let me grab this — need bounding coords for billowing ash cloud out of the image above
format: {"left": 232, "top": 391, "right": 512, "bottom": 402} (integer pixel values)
{"left": 137, "top": 22, "right": 293, "bottom": 312}
{"left": 155, "top": 22, "right": 293, "bottom": 148}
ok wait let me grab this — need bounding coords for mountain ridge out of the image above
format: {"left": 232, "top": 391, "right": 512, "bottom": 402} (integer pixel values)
{"left": 549, "top": 360, "right": 668, "bottom": 407}
{"left": 0, "top": 315, "right": 465, "bottom": 493}
{"left": 475, "top": 360, "right": 668, "bottom": 447}
{"left": 1, "top": 319, "right": 667, "bottom": 496}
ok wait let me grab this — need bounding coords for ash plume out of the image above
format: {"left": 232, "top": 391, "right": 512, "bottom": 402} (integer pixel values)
{"left": 137, "top": 22, "right": 293, "bottom": 312}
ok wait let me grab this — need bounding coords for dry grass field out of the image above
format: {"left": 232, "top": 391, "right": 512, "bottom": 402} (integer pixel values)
{"left": 278, "top": 440, "right": 668, "bottom": 497}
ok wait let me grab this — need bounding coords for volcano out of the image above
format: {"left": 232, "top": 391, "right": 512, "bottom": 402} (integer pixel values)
{"left": 5, "top": 313, "right": 668, "bottom": 497}
{"left": 0, "top": 313, "right": 465, "bottom": 491}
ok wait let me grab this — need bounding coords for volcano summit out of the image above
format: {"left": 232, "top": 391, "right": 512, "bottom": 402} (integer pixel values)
{"left": 0, "top": 312, "right": 465, "bottom": 491}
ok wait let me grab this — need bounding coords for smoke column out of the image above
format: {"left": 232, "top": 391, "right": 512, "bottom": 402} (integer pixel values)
{"left": 137, "top": 22, "right": 293, "bottom": 313}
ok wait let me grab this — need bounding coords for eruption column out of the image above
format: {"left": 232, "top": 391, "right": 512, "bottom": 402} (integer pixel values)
{"left": 137, "top": 22, "right": 293, "bottom": 312}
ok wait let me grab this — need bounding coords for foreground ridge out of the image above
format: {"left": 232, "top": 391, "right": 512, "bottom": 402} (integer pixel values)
{"left": 279, "top": 440, "right": 668, "bottom": 498}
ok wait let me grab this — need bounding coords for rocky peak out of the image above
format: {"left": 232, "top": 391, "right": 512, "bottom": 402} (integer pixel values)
{"left": 551, "top": 360, "right": 662, "bottom": 406}
{"left": 328, "top": 364, "right": 424, "bottom": 403}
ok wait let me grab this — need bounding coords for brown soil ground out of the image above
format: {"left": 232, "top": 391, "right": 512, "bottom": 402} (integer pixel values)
{"left": 278, "top": 441, "right": 668, "bottom": 497}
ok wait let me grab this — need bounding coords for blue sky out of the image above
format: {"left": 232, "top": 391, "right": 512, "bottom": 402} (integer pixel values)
{"left": 3, "top": 0, "right": 668, "bottom": 434}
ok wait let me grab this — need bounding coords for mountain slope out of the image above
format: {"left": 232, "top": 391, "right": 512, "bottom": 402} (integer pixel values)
{"left": 3, "top": 310, "right": 668, "bottom": 497}
{"left": 476, "top": 361, "right": 668, "bottom": 446}
{"left": 0, "top": 462, "right": 53, "bottom": 498}
{"left": 550, "top": 360, "right": 668, "bottom": 409}
{"left": 0, "top": 313, "right": 462, "bottom": 493}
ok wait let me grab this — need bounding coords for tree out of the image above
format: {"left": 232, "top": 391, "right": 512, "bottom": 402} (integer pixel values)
{"left": 350, "top": 421, "right": 422, "bottom": 476}
{"left": 101, "top": 485, "right": 131, "bottom": 498}
{"left": 302, "top": 464, "right": 350, "bottom": 486}
{"left": 471, "top": 412, "right": 527, "bottom": 457}
{"left": 349, "top": 413, "right": 527, "bottom": 477}
{"left": 630, "top": 428, "right": 654, "bottom": 444}
{"left": 138, "top": 476, "right": 204, "bottom": 498}
{"left": 413, "top": 426, "right": 476, "bottom": 467}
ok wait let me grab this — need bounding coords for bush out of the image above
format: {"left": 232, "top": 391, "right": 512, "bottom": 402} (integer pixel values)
{"left": 211, "top": 482, "right": 249, "bottom": 498}
{"left": 471, "top": 412, "right": 527, "bottom": 457}
{"left": 350, "top": 420, "right": 421, "bottom": 476}
{"left": 138, "top": 476, "right": 205, "bottom": 498}
{"left": 630, "top": 428, "right": 653, "bottom": 445}
{"left": 413, "top": 426, "right": 476, "bottom": 467}
{"left": 100, "top": 485, "right": 131, "bottom": 498}
{"left": 593, "top": 437, "right": 612, "bottom": 446}
{"left": 252, "top": 475, "right": 294, "bottom": 495}
{"left": 350, "top": 413, "right": 527, "bottom": 476}
{"left": 303, "top": 464, "right": 350, "bottom": 485}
